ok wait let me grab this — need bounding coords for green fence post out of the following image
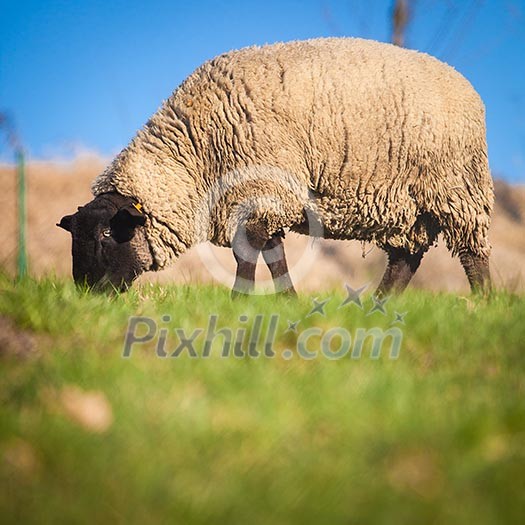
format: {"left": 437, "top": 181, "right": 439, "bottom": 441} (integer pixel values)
{"left": 16, "top": 149, "right": 28, "bottom": 279}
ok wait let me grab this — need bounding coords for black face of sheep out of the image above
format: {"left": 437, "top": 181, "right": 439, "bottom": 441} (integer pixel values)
{"left": 57, "top": 193, "right": 151, "bottom": 292}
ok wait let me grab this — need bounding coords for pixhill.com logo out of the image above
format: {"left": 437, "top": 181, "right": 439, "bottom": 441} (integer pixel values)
{"left": 122, "top": 283, "right": 407, "bottom": 361}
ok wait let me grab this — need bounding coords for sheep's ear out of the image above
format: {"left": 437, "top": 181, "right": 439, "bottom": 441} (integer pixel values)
{"left": 57, "top": 214, "right": 74, "bottom": 232}
{"left": 110, "top": 204, "right": 146, "bottom": 242}
{"left": 111, "top": 204, "right": 146, "bottom": 227}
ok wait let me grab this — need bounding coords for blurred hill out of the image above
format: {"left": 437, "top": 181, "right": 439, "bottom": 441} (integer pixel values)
{"left": 1, "top": 156, "right": 524, "bottom": 292}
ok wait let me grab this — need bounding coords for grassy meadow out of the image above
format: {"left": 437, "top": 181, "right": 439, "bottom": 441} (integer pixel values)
{"left": 1, "top": 273, "right": 524, "bottom": 524}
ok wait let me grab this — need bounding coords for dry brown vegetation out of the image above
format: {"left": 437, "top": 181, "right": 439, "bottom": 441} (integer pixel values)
{"left": 1, "top": 156, "right": 524, "bottom": 292}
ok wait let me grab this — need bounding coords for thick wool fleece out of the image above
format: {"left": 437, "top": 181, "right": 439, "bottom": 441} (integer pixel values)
{"left": 92, "top": 37, "right": 493, "bottom": 270}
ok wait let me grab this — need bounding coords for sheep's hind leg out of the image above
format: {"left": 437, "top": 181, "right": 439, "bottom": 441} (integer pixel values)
{"left": 459, "top": 249, "right": 491, "bottom": 294}
{"left": 376, "top": 247, "right": 425, "bottom": 297}
{"left": 262, "top": 234, "right": 297, "bottom": 296}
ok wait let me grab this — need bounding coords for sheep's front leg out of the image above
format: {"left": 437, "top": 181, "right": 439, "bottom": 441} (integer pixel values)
{"left": 231, "top": 228, "right": 266, "bottom": 298}
{"left": 262, "top": 235, "right": 297, "bottom": 295}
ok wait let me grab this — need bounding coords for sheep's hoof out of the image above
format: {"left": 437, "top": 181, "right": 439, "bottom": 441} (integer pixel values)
{"left": 231, "top": 289, "right": 249, "bottom": 300}
{"left": 277, "top": 287, "right": 298, "bottom": 297}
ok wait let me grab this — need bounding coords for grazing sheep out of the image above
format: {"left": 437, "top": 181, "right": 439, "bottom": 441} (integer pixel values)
{"left": 58, "top": 37, "right": 493, "bottom": 295}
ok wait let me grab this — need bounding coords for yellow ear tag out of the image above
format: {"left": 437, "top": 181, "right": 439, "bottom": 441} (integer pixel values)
{"left": 133, "top": 203, "right": 143, "bottom": 213}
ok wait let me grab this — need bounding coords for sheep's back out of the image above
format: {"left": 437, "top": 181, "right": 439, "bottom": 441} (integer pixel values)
{"left": 177, "top": 38, "right": 485, "bottom": 190}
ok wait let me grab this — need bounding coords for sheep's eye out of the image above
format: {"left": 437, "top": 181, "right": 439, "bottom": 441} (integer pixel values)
{"left": 102, "top": 228, "right": 112, "bottom": 238}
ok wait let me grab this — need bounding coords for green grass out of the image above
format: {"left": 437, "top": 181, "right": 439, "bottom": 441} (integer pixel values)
{"left": 1, "top": 273, "right": 524, "bottom": 524}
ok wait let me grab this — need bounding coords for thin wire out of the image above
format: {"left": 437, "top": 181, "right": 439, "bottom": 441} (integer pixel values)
{"left": 321, "top": 1, "right": 343, "bottom": 36}
{"left": 441, "top": 0, "right": 484, "bottom": 61}
{"left": 425, "top": 1, "right": 458, "bottom": 56}
{"left": 358, "top": 0, "right": 372, "bottom": 39}
{"left": 458, "top": 1, "right": 523, "bottom": 63}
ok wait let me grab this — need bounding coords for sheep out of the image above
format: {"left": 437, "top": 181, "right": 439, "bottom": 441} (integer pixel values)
{"left": 58, "top": 37, "right": 493, "bottom": 295}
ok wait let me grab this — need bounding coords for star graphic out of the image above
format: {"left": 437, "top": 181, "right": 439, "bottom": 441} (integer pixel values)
{"left": 368, "top": 295, "right": 389, "bottom": 315}
{"left": 285, "top": 320, "right": 300, "bottom": 333}
{"left": 307, "top": 297, "right": 330, "bottom": 317}
{"left": 339, "top": 283, "right": 368, "bottom": 309}
{"left": 392, "top": 311, "right": 407, "bottom": 325}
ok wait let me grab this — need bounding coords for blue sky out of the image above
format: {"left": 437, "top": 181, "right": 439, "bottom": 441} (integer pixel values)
{"left": 1, "top": 0, "right": 524, "bottom": 181}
